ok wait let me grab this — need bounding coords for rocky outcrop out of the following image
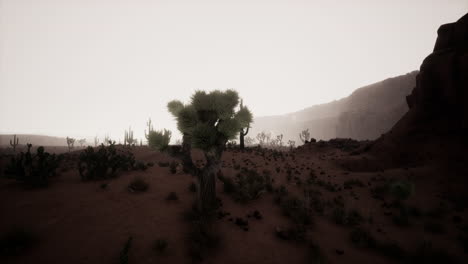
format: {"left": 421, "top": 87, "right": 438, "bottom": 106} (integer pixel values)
{"left": 371, "top": 13, "right": 468, "bottom": 165}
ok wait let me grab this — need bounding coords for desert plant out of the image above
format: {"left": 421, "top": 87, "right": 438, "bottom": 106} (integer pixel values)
{"left": 66, "top": 137, "right": 75, "bottom": 152}
{"left": 4, "top": 145, "right": 62, "bottom": 187}
{"left": 77, "top": 138, "right": 86, "bottom": 147}
{"left": 389, "top": 180, "right": 414, "bottom": 200}
{"left": 9, "top": 134, "right": 19, "bottom": 153}
{"left": 218, "top": 169, "right": 273, "bottom": 203}
{"left": 299, "top": 129, "right": 310, "bottom": 143}
{"left": 287, "top": 140, "right": 295, "bottom": 150}
{"left": 124, "top": 127, "right": 135, "bottom": 146}
{"left": 0, "top": 227, "right": 38, "bottom": 256}
{"left": 128, "top": 177, "right": 149, "bottom": 192}
{"left": 94, "top": 136, "right": 100, "bottom": 147}
{"left": 256, "top": 132, "right": 267, "bottom": 146}
{"left": 153, "top": 239, "right": 168, "bottom": 255}
{"left": 147, "top": 129, "right": 172, "bottom": 151}
{"left": 167, "top": 89, "right": 253, "bottom": 212}
{"left": 78, "top": 142, "right": 135, "bottom": 181}
{"left": 238, "top": 99, "right": 253, "bottom": 150}
{"left": 119, "top": 236, "right": 133, "bottom": 264}
{"left": 276, "top": 134, "right": 283, "bottom": 147}
{"left": 144, "top": 118, "right": 154, "bottom": 141}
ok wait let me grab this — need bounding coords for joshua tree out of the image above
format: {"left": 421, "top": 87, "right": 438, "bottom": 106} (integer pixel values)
{"left": 10, "top": 134, "right": 19, "bottom": 153}
{"left": 256, "top": 132, "right": 267, "bottom": 146}
{"left": 277, "top": 134, "right": 284, "bottom": 147}
{"left": 66, "top": 137, "right": 75, "bottom": 152}
{"left": 244, "top": 136, "right": 255, "bottom": 146}
{"left": 104, "top": 135, "right": 110, "bottom": 146}
{"left": 167, "top": 89, "right": 252, "bottom": 212}
{"left": 299, "top": 129, "right": 310, "bottom": 143}
{"left": 124, "top": 127, "right": 135, "bottom": 146}
{"left": 77, "top": 138, "right": 87, "bottom": 147}
{"left": 238, "top": 99, "right": 253, "bottom": 149}
{"left": 288, "top": 140, "right": 295, "bottom": 150}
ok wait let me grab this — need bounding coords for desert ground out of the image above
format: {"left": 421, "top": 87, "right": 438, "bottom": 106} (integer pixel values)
{"left": 0, "top": 141, "right": 466, "bottom": 264}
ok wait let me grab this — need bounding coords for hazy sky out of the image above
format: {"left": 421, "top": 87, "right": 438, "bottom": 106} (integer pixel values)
{"left": 1, "top": 0, "right": 466, "bottom": 142}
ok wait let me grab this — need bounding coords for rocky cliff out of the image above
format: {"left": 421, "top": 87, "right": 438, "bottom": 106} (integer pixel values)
{"left": 251, "top": 71, "right": 418, "bottom": 143}
{"left": 370, "top": 13, "right": 468, "bottom": 165}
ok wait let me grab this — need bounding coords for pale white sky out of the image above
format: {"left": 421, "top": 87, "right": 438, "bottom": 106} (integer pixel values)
{"left": 1, "top": 0, "right": 467, "bottom": 142}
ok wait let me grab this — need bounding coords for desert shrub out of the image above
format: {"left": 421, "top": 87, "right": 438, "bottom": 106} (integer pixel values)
{"left": 78, "top": 143, "right": 135, "bottom": 181}
{"left": 4, "top": 145, "right": 62, "bottom": 187}
{"left": 147, "top": 129, "right": 171, "bottom": 151}
{"left": 158, "top": 161, "right": 170, "bottom": 167}
{"left": 275, "top": 225, "right": 307, "bottom": 243}
{"left": 389, "top": 180, "right": 414, "bottom": 200}
{"left": 128, "top": 177, "right": 149, "bottom": 192}
{"left": 346, "top": 209, "right": 363, "bottom": 226}
{"left": 350, "top": 228, "right": 376, "bottom": 249}
{"left": 134, "top": 161, "right": 148, "bottom": 171}
{"left": 331, "top": 207, "right": 362, "bottom": 226}
{"left": 308, "top": 242, "right": 326, "bottom": 264}
{"left": 424, "top": 222, "right": 445, "bottom": 234}
{"left": 119, "top": 236, "right": 133, "bottom": 264}
{"left": 280, "top": 197, "right": 313, "bottom": 226}
{"left": 218, "top": 169, "right": 273, "bottom": 203}
{"left": 169, "top": 161, "right": 178, "bottom": 174}
{"left": 343, "top": 179, "right": 364, "bottom": 189}
{"left": 0, "top": 227, "right": 38, "bottom": 256}
{"left": 166, "top": 191, "right": 179, "bottom": 201}
{"left": 153, "top": 239, "right": 168, "bottom": 255}
{"left": 189, "top": 182, "right": 197, "bottom": 193}
{"left": 406, "top": 241, "right": 458, "bottom": 264}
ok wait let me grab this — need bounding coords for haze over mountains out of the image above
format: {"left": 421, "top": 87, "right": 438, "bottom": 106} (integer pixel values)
{"left": 251, "top": 71, "right": 418, "bottom": 142}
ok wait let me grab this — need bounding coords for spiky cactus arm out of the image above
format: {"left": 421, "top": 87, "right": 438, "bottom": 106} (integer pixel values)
{"left": 10, "top": 135, "right": 19, "bottom": 152}
{"left": 145, "top": 118, "right": 154, "bottom": 140}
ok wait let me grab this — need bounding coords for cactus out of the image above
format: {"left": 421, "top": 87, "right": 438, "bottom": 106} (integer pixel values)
{"left": 238, "top": 99, "right": 253, "bottom": 149}
{"left": 299, "top": 129, "right": 310, "bottom": 143}
{"left": 288, "top": 140, "right": 295, "bottom": 150}
{"left": 10, "top": 135, "right": 19, "bottom": 153}
{"left": 66, "top": 137, "right": 75, "bottom": 152}
{"left": 124, "top": 127, "right": 135, "bottom": 146}
{"left": 144, "top": 118, "right": 154, "bottom": 141}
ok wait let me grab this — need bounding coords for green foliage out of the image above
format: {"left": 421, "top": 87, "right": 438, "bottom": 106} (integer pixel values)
{"left": 218, "top": 169, "right": 273, "bottom": 203}
{"left": 147, "top": 129, "right": 172, "bottom": 151}
{"left": 78, "top": 143, "right": 135, "bottom": 181}
{"left": 4, "top": 145, "right": 62, "bottom": 187}
{"left": 389, "top": 180, "right": 414, "bottom": 200}
{"left": 167, "top": 89, "right": 252, "bottom": 152}
{"left": 0, "top": 227, "right": 38, "bottom": 256}
{"left": 128, "top": 177, "right": 149, "bottom": 193}
{"left": 153, "top": 239, "right": 168, "bottom": 255}
{"left": 119, "top": 236, "right": 133, "bottom": 264}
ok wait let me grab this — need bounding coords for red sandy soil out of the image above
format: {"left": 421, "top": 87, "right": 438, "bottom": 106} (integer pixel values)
{"left": 0, "top": 144, "right": 467, "bottom": 264}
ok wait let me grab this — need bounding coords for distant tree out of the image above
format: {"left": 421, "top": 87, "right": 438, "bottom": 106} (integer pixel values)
{"left": 256, "top": 132, "right": 267, "bottom": 146}
{"left": 244, "top": 136, "right": 255, "bottom": 146}
{"left": 77, "top": 138, "right": 86, "bottom": 147}
{"left": 66, "top": 137, "right": 75, "bottom": 152}
{"left": 299, "top": 129, "right": 310, "bottom": 144}
{"left": 238, "top": 99, "right": 253, "bottom": 149}
{"left": 277, "top": 134, "right": 284, "bottom": 147}
{"left": 167, "top": 89, "right": 252, "bottom": 212}
{"left": 147, "top": 129, "right": 172, "bottom": 151}
{"left": 288, "top": 140, "right": 295, "bottom": 150}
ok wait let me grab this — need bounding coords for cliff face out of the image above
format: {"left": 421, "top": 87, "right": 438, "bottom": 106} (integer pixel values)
{"left": 251, "top": 71, "right": 417, "bottom": 143}
{"left": 371, "top": 13, "right": 468, "bottom": 164}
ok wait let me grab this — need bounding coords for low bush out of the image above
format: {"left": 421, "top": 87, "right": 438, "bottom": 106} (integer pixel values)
{"left": 218, "top": 169, "right": 273, "bottom": 203}
{"left": 78, "top": 143, "right": 135, "bottom": 181}
{"left": 128, "top": 177, "right": 149, "bottom": 193}
{"left": 147, "top": 129, "right": 171, "bottom": 151}
{"left": 0, "top": 227, "right": 38, "bottom": 256}
{"left": 4, "top": 145, "right": 62, "bottom": 187}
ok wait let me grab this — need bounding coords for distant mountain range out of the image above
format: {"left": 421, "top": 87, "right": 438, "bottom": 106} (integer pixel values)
{"left": 250, "top": 71, "right": 418, "bottom": 142}
{"left": 0, "top": 134, "right": 68, "bottom": 147}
